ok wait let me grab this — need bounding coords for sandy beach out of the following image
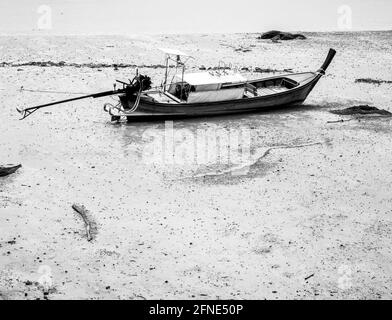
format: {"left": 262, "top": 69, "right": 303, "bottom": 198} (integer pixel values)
{"left": 1, "top": 31, "right": 392, "bottom": 300}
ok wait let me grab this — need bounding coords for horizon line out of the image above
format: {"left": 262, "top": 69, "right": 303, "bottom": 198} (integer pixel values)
{"left": 0, "top": 28, "right": 391, "bottom": 37}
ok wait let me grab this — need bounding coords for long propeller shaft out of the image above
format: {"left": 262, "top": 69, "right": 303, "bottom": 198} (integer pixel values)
{"left": 17, "top": 89, "right": 126, "bottom": 120}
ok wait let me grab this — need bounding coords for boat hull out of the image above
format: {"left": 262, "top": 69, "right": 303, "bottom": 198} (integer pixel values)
{"left": 121, "top": 73, "right": 322, "bottom": 121}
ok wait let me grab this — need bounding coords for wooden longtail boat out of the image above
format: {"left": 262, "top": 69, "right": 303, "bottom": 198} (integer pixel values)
{"left": 118, "top": 48, "right": 336, "bottom": 121}
{"left": 17, "top": 49, "right": 336, "bottom": 122}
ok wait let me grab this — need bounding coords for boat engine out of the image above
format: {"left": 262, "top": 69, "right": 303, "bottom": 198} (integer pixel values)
{"left": 103, "top": 74, "right": 152, "bottom": 120}
{"left": 124, "top": 74, "right": 152, "bottom": 98}
{"left": 109, "top": 74, "right": 152, "bottom": 117}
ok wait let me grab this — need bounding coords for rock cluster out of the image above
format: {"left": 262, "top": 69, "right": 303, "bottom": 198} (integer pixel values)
{"left": 258, "top": 30, "right": 307, "bottom": 41}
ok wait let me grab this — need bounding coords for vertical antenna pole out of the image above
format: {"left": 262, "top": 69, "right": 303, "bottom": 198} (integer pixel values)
{"left": 163, "top": 55, "right": 169, "bottom": 92}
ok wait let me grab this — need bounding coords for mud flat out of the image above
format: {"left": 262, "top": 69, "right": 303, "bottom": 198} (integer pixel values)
{"left": 1, "top": 31, "right": 392, "bottom": 300}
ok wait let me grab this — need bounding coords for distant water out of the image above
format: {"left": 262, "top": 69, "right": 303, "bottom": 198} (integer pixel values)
{"left": 1, "top": 0, "right": 392, "bottom": 35}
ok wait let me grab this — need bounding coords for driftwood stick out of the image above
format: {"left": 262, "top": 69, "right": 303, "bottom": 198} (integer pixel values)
{"left": 72, "top": 204, "right": 93, "bottom": 241}
{"left": 0, "top": 164, "right": 22, "bottom": 177}
{"left": 305, "top": 273, "right": 315, "bottom": 281}
{"left": 327, "top": 118, "right": 354, "bottom": 124}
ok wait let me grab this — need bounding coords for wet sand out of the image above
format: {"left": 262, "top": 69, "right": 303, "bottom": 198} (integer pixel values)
{"left": 1, "top": 31, "right": 392, "bottom": 300}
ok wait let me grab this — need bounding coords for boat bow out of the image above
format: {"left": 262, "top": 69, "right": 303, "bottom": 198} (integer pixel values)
{"left": 317, "top": 48, "right": 337, "bottom": 75}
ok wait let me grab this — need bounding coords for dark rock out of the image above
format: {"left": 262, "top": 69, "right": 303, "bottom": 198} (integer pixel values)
{"left": 258, "top": 30, "right": 282, "bottom": 39}
{"left": 258, "top": 30, "right": 306, "bottom": 41}
{"left": 280, "top": 33, "right": 296, "bottom": 40}
{"left": 292, "top": 34, "right": 307, "bottom": 40}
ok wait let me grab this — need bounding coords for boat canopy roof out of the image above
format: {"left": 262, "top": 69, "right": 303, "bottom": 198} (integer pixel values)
{"left": 159, "top": 48, "right": 192, "bottom": 57}
{"left": 178, "top": 72, "right": 246, "bottom": 86}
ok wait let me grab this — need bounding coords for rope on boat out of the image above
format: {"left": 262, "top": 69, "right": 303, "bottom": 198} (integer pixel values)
{"left": 126, "top": 77, "right": 145, "bottom": 113}
{"left": 128, "top": 87, "right": 142, "bottom": 113}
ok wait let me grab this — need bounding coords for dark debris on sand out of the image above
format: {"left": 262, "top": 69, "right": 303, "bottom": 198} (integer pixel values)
{"left": 355, "top": 78, "right": 392, "bottom": 85}
{"left": 330, "top": 105, "right": 392, "bottom": 117}
{"left": 0, "top": 61, "right": 167, "bottom": 69}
